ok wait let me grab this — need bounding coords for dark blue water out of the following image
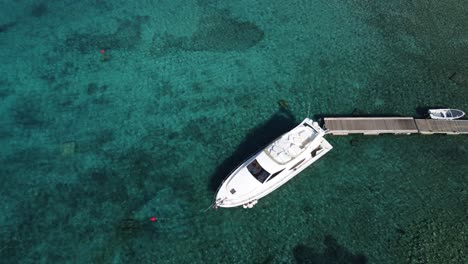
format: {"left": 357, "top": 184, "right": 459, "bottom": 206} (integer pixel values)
{"left": 1, "top": 0, "right": 467, "bottom": 263}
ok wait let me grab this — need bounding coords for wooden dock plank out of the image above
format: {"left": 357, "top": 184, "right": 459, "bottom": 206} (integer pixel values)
{"left": 324, "top": 117, "right": 418, "bottom": 135}
{"left": 324, "top": 117, "right": 468, "bottom": 135}
{"left": 415, "top": 119, "right": 468, "bottom": 134}
{"left": 456, "top": 120, "right": 468, "bottom": 133}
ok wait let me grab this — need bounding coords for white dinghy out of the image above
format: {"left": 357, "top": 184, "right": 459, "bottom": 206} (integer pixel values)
{"left": 215, "top": 118, "right": 332, "bottom": 209}
{"left": 428, "top": 109, "right": 465, "bottom": 120}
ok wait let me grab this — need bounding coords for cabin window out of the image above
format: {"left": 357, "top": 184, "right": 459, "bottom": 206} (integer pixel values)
{"left": 290, "top": 158, "right": 305, "bottom": 170}
{"left": 266, "top": 169, "right": 284, "bottom": 182}
{"left": 247, "top": 159, "right": 271, "bottom": 183}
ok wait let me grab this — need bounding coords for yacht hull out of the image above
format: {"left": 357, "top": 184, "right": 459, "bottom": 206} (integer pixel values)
{"left": 215, "top": 118, "right": 333, "bottom": 208}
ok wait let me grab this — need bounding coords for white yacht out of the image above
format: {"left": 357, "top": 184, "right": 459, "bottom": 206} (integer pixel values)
{"left": 215, "top": 118, "right": 333, "bottom": 209}
{"left": 428, "top": 109, "right": 465, "bottom": 120}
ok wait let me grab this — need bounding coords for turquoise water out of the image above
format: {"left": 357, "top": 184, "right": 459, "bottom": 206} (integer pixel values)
{"left": 1, "top": 0, "right": 467, "bottom": 263}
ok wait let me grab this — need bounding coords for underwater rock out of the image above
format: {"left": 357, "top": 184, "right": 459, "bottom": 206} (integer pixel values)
{"left": 0, "top": 81, "right": 14, "bottom": 99}
{"left": 396, "top": 209, "right": 466, "bottom": 263}
{"left": 352, "top": 108, "right": 367, "bottom": 116}
{"left": 12, "top": 97, "right": 46, "bottom": 128}
{"left": 117, "top": 218, "right": 143, "bottom": 236}
{"left": 151, "top": 11, "right": 264, "bottom": 56}
{"left": 187, "top": 13, "right": 264, "bottom": 51}
{"left": 31, "top": 3, "right": 48, "bottom": 17}
{"left": 61, "top": 142, "right": 76, "bottom": 156}
{"left": 65, "top": 16, "right": 149, "bottom": 53}
{"left": 100, "top": 51, "right": 111, "bottom": 62}
{"left": 350, "top": 137, "right": 362, "bottom": 147}
{"left": 86, "top": 83, "right": 108, "bottom": 95}
{"left": 293, "top": 235, "right": 368, "bottom": 264}
{"left": 277, "top": 99, "right": 289, "bottom": 109}
{"left": 449, "top": 70, "right": 468, "bottom": 87}
{"left": 0, "top": 22, "right": 16, "bottom": 33}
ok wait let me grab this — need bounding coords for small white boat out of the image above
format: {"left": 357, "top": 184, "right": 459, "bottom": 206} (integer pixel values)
{"left": 215, "top": 118, "right": 333, "bottom": 209}
{"left": 428, "top": 109, "right": 465, "bottom": 120}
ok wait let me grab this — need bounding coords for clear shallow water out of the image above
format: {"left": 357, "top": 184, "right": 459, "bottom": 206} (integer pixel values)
{"left": 1, "top": 0, "right": 467, "bottom": 263}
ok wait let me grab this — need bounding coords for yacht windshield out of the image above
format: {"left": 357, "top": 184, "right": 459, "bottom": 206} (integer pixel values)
{"left": 247, "top": 159, "right": 270, "bottom": 183}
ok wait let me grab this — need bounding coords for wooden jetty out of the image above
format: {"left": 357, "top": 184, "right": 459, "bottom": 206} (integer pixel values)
{"left": 414, "top": 119, "right": 468, "bottom": 135}
{"left": 324, "top": 117, "right": 468, "bottom": 135}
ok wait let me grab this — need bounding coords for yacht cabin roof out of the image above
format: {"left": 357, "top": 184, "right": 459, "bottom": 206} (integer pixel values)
{"left": 263, "top": 125, "right": 317, "bottom": 165}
